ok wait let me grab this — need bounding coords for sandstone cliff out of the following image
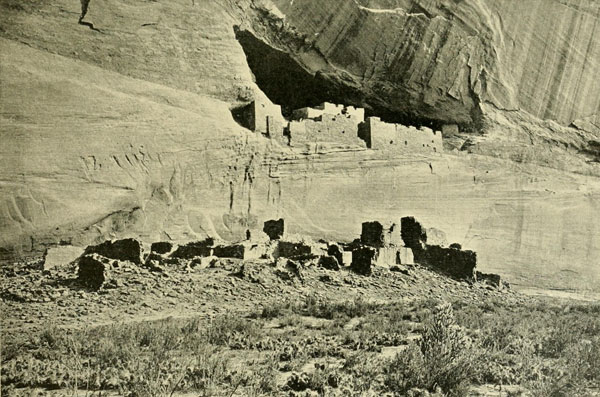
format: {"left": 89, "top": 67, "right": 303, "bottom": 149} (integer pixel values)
{"left": 237, "top": 0, "right": 600, "bottom": 131}
{"left": 1, "top": 0, "right": 599, "bottom": 292}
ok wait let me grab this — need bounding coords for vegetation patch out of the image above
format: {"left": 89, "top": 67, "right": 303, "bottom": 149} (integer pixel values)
{"left": 2, "top": 296, "right": 599, "bottom": 396}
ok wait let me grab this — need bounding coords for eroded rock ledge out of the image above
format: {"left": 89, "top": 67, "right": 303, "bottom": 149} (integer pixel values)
{"left": 234, "top": 0, "right": 600, "bottom": 132}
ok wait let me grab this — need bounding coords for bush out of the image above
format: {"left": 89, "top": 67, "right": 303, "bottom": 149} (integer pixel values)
{"left": 203, "top": 314, "right": 261, "bottom": 348}
{"left": 385, "top": 302, "right": 478, "bottom": 396}
{"left": 302, "top": 295, "right": 378, "bottom": 320}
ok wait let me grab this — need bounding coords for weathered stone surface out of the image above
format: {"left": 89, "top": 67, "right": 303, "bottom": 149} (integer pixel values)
{"left": 1, "top": 0, "right": 600, "bottom": 295}
{"left": 397, "top": 247, "right": 414, "bottom": 266}
{"left": 170, "top": 239, "right": 214, "bottom": 259}
{"left": 318, "top": 255, "right": 340, "bottom": 271}
{"left": 276, "top": 241, "right": 315, "bottom": 260}
{"left": 420, "top": 245, "right": 477, "bottom": 280}
{"left": 341, "top": 251, "right": 353, "bottom": 268}
{"left": 426, "top": 228, "right": 448, "bottom": 248}
{"left": 476, "top": 271, "right": 502, "bottom": 288}
{"left": 327, "top": 244, "right": 344, "bottom": 267}
{"left": 84, "top": 239, "right": 143, "bottom": 265}
{"left": 351, "top": 246, "right": 377, "bottom": 276}
{"left": 400, "top": 217, "right": 427, "bottom": 251}
{"left": 361, "top": 221, "right": 402, "bottom": 248}
{"left": 263, "top": 219, "right": 285, "bottom": 240}
{"left": 77, "top": 254, "right": 110, "bottom": 289}
{"left": 43, "top": 246, "right": 84, "bottom": 271}
{"left": 373, "top": 246, "right": 399, "bottom": 268}
{"left": 151, "top": 242, "right": 173, "bottom": 255}
{"left": 255, "top": 0, "right": 600, "bottom": 129}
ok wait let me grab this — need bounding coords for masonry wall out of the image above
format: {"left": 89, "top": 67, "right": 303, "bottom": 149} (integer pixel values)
{"left": 253, "top": 100, "right": 285, "bottom": 135}
{"left": 442, "top": 124, "right": 459, "bottom": 135}
{"left": 344, "top": 106, "right": 365, "bottom": 121}
{"left": 292, "top": 107, "right": 324, "bottom": 120}
{"left": 359, "top": 117, "right": 442, "bottom": 153}
{"left": 292, "top": 102, "right": 365, "bottom": 123}
{"left": 288, "top": 114, "right": 366, "bottom": 147}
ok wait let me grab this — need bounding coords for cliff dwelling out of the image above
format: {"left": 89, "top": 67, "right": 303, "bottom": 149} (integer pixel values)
{"left": 238, "top": 97, "right": 443, "bottom": 152}
{"left": 2, "top": 1, "right": 600, "bottom": 395}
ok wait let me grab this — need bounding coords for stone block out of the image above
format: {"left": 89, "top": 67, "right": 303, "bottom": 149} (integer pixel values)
{"left": 276, "top": 241, "right": 314, "bottom": 259}
{"left": 263, "top": 218, "right": 285, "bottom": 240}
{"left": 397, "top": 247, "right": 414, "bottom": 265}
{"left": 475, "top": 271, "right": 502, "bottom": 287}
{"left": 351, "top": 246, "right": 377, "bottom": 275}
{"left": 266, "top": 115, "right": 283, "bottom": 137}
{"left": 400, "top": 217, "right": 427, "bottom": 250}
{"left": 213, "top": 244, "right": 245, "bottom": 259}
{"left": 374, "top": 246, "right": 399, "bottom": 267}
{"left": 361, "top": 221, "right": 402, "bottom": 247}
{"left": 78, "top": 254, "right": 110, "bottom": 289}
{"left": 318, "top": 255, "right": 340, "bottom": 270}
{"left": 43, "top": 245, "right": 84, "bottom": 271}
{"left": 84, "top": 238, "right": 143, "bottom": 264}
{"left": 170, "top": 238, "right": 214, "bottom": 259}
{"left": 151, "top": 241, "right": 173, "bottom": 255}
{"left": 421, "top": 245, "right": 477, "bottom": 279}
{"left": 327, "top": 244, "right": 344, "bottom": 266}
{"left": 342, "top": 251, "right": 353, "bottom": 267}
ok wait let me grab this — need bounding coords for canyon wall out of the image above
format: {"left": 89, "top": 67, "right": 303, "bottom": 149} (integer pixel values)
{"left": 240, "top": 0, "right": 600, "bottom": 130}
{"left": 1, "top": 0, "right": 599, "bottom": 292}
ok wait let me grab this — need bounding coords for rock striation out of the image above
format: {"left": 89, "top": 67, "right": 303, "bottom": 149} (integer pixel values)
{"left": 240, "top": 0, "right": 600, "bottom": 130}
{"left": 1, "top": 0, "right": 599, "bottom": 293}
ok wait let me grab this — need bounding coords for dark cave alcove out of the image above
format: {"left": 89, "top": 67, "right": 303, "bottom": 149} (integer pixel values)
{"left": 234, "top": 26, "right": 466, "bottom": 133}
{"left": 233, "top": 26, "right": 335, "bottom": 118}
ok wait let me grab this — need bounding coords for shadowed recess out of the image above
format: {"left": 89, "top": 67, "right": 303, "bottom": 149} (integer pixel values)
{"left": 234, "top": 26, "right": 447, "bottom": 130}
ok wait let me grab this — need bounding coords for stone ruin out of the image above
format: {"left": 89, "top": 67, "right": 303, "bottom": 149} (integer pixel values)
{"left": 358, "top": 117, "right": 442, "bottom": 153}
{"left": 239, "top": 96, "right": 443, "bottom": 152}
{"left": 237, "top": 98, "right": 286, "bottom": 137}
{"left": 400, "top": 217, "right": 477, "bottom": 280}
{"left": 40, "top": 215, "right": 504, "bottom": 291}
{"left": 292, "top": 102, "right": 365, "bottom": 121}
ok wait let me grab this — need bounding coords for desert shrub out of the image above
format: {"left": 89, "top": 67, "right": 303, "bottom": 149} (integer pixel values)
{"left": 245, "top": 357, "right": 279, "bottom": 395}
{"left": 203, "top": 314, "right": 261, "bottom": 348}
{"left": 38, "top": 326, "right": 63, "bottom": 350}
{"left": 385, "top": 302, "right": 478, "bottom": 396}
{"left": 182, "top": 344, "right": 229, "bottom": 394}
{"left": 253, "top": 300, "right": 294, "bottom": 319}
{"left": 527, "top": 336, "right": 600, "bottom": 397}
{"left": 385, "top": 342, "right": 426, "bottom": 393}
{"left": 343, "top": 352, "right": 385, "bottom": 393}
{"left": 285, "top": 364, "right": 339, "bottom": 395}
{"left": 302, "top": 295, "right": 378, "bottom": 320}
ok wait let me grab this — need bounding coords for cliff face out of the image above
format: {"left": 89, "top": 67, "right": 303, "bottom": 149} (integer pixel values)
{"left": 241, "top": 0, "right": 600, "bottom": 130}
{"left": 1, "top": 0, "right": 599, "bottom": 292}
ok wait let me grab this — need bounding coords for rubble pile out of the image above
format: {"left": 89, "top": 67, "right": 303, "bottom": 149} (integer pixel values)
{"left": 83, "top": 238, "right": 144, "bottom": 265}
{"left": 34, "top": 217, "right": 503, "bottom": 291}
{"left": 400, "top": 216, "right": 478, "bottom": 279}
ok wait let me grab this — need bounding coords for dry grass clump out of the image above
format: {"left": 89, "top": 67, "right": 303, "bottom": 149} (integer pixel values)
{"left": 2, "top": 297, "right": 599, "bottom": 396}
